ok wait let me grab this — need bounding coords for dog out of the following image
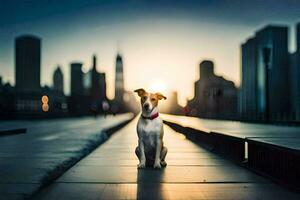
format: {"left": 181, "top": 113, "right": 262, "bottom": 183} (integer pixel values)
{"left": 134, "top": 88, "right": 168, "bottom": 169}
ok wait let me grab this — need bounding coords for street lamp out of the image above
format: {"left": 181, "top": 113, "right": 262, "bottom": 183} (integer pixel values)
{"left": 41, "top": 95, "right": 49, "bottom": 112}
{"left": 263, "top": 47, "right": 271, "bottom": 122}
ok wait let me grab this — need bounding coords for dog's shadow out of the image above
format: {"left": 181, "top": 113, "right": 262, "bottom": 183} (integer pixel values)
{"left": 136, "top": 168, "right": 166, "bottom": 199}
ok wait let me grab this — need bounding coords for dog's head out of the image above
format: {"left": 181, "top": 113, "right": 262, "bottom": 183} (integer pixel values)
{"left": 134, "top": 88, "right": 167, "bottom": 113}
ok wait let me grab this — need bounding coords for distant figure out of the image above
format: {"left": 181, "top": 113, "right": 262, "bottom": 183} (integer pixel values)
{"left": 134, "top": 88, "right": 168, "bottom": 169}
{"left": 102, "top": 101, "right": 109, "bottom": 118}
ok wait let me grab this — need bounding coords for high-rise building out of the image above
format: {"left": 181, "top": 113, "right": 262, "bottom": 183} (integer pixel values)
{"left": 15, "top": 35, "right": 41, "bottom": 92}
{"left": 99, "top": 73, "right": 107, "bottom": 102}
{"left": 83, "top": 55, "right": 107, "bottom": 102}
{"left": 159, "top": 91, "right": 183, "bottom": 115}
{"left": 114, "top": 54, "right": 124, "bottom": 103}
{"left": 70, "top": 63, "right": 84, "bottom": 96}
{"left": 240, "top": 25, "right": 290, "bottom": 121}
{"left": 240, "top": 38, "right": 258, "bottom": 119}
{"left": 187, "top": 60, "right": 237, "bottom": 119}
{"left": 90, "top": 55, "right": 103, "bottom": 100}
{"left": 53, "top": 66, "right": 64, "bottom": 94}
{"left": 290, "top": 23, "right": 300, "bottom": 120}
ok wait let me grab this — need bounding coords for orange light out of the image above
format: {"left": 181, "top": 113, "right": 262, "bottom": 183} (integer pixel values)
{"left": 41, "top": 95, "right": 49, "bottom": 104}
{"left": 42, "top": 104, "right": 49, "bottom": 112}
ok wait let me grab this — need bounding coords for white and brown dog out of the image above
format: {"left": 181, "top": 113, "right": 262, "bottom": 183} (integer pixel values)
{"left": 134, "top": 88, "right": 168, "bottom": 169}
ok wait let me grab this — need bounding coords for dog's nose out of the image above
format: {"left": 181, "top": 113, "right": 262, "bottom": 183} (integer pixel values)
{"left": 143, "top": 103, "right": 150, "bottom": 110}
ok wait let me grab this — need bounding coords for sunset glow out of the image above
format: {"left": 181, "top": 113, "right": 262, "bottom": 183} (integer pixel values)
{"left": 1, "top": 0, "right": 299, "bottom": 106}
{"left": 149, "top": 80, "right": 168, "bottom": 94}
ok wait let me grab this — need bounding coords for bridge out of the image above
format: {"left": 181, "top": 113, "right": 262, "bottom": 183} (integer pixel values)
{"left": 0, "top": 115, "right": 299, "bottom": 199}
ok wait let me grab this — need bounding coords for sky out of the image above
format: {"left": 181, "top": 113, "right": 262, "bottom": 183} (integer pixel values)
{"left": 1, "top": 0, "right": 300, "bottom": 105}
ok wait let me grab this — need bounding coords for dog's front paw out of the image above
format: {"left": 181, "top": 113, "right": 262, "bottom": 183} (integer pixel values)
{"left": 160, "top": 160, "right": 167, "bottom": 167}
{"left": 153, "top": 162, "right": 161, "bottom": 169}
{"left": 137, "top": 162, "right": 146, "bottom": 169}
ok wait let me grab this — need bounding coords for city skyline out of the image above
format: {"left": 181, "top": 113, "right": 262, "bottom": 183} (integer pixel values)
{"left": 1, "top": 3, "right": 300, "bottom": 198}
{"left": 1, "top": 0, "right": 300, "bottom": 105}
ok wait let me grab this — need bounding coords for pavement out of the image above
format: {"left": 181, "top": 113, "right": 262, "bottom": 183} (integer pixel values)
{"left": 162, "top": 114, "right": 300, "bottom": 150}
{"left": 0, "top": 114, "right": 134, "bottom": 200}
{"left": 34, "top": 117, "right": 300, "bottom": 200}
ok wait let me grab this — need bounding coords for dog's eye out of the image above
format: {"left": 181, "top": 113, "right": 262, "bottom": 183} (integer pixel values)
{"left": 151, "top": 98, "right": 156, "bottom": 101}
{"left": 142, "top": 96, "right": 147, "bottom": 101}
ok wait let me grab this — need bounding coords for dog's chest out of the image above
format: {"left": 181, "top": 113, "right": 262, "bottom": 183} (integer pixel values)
{"left": 137, "top": 118, "right": 161, "bottom": 148}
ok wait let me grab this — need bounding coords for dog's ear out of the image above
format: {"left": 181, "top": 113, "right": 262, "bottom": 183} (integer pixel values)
{"left": 155, "top": 92, "right": 167, "bottom": 100}
{"left": 134, "top": 88, "right": 146, "bottom": 97}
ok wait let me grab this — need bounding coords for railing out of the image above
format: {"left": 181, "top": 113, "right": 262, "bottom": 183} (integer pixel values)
{"left": 164, "top": 120, "right": 300, "bottom": 190}
{"left": 163, "top": 121, "right": 245, "bottom": 163}
{"left": 247, "top": 139, "right": 300, "bottom": 189}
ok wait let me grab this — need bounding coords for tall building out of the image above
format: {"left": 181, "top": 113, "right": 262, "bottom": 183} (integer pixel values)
{"left": 290, "top": 23, "right": 300, "bottom": 120}
{"left": 70, "top": 63, "right": 84, "bottom": 96}
{"left": 159, "top": 91, "right": 183, "bottom": 115}
{"left": 187, "top": 60, "right": 237, "bottom": 119}
{"left": 15, "top": 35, "right": 41, "bottom": 92}
{"left": 240, "top": 25, "right": 290, "bottom": 121}
{"left": 240, "top": 38, "right": 258, "bottom": 119}
{"left": 83, "top": 55, "right": 107, "bottom": 102}
{"left": 114, "top": 54, "right": 124, "bottom": 103}
{"left": 90, "top": 55, "right": 99, "bottom": 99}
{"left": 53, "top": 66, "right": 64, "bottom": 94}
{"left": 90, "top": 55, "right": 106, "bottom": 101}
{"left": 99, "top": 73, "right": 107, "bottom": 102}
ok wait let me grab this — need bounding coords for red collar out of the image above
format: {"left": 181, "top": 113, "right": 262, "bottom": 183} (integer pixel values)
{"left": 142, "top": 112, "right": 159, "bottom": 120}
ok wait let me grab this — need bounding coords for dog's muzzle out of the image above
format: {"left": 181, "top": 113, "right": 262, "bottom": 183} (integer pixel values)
{"left": 143, "top": 103, "right": 150, "bottom": 110}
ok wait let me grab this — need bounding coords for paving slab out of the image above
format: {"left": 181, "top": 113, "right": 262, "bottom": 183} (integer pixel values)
{"left": 34, "top": 118, "right": 300, "bottom": 199}
{"left": 0, "top": 114, "right": 133, "bottom": 199}
{"left": 35, "top": 183, "right": 300, "bottom": 200}
{"left": 162, "top": 114, "right": 300, "bottom": 141}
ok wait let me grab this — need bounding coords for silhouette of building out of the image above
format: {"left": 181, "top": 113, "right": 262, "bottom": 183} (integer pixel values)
{"left": 290, "top": 23, "right": 300, "bottom": 121}
{"left": 0, "top": 80, "right": 15, "bottom": 118}
{"left": 112, "top": 54, "right": 126, "bottom": 113}
{"left": 50, "top": 66, "right": 67, "bottom": 114}
{"left": 15, "top": 35, "right": 41, "bottom": 92}
{"left": 160, "top": 91, "right": 183, "bottom": 115}
{"left": 84, "top": 55, "right": 107, "bottom": 102}
{"left": 114, "top": 54, "right": 124, "bottom": 104}
{"left": 240, "top": 25, "right": 290, "bottom": 122}
{"left": 187, "top": 60, "right": 237, "bottom": 119}
{"left": 69, "top": 62, "right": 87, "bottom": 115}
{"left": 122, "top": 91, "right": 139, "bottom": 114}
{"left": 83, "top": 55, "right": 107, "bottom": 114}
{"left": 13, "top": 35, "right": 45, "bottom": 115}
{"left": 53, "top": 66, "right": 64, "bottom": 95}
{"left": 70, "top": 63, "right": 84, "bottom": 96}
{"left": 240, "top": 38, "right": 258, "bottom": 119}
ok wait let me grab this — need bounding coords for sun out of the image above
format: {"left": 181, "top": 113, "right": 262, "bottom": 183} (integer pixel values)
{"left": 149, "top": 80, "right": 168, "bottom": 93}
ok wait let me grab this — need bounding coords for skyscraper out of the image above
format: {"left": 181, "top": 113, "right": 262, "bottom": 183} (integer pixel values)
{"left": 70, "top": 63, "right": 84, "bottom": 96}
{"left": 240, "top": 38, "right": 257, "bottom": 119}
{"left": 15, "top": 35, "right": 41, "bottom": 92}
{"left": 53, "top": 66, "right": 64, "bottom": 94}
{"left": 187, "top": 60, "right": 237, "bottom": 119}
{"left": 290, "top": 23, "right": 300, "bottom": 120}
{"left": 83, "top": 55, "right": 107, "bottom": 102}
{"left": 99, "top": 73, "right": 107, "bottom": 102}
{"left": 240, "top": 25, "right": 290, "bottom": 121}
{"left": 114, "top": 54, "right": 124, "bottom": 103}
{"left": 90, "top": 55, "right": 101, "bottom": 100}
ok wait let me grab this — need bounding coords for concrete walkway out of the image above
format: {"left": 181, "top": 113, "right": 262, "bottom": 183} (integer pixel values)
{"left": 0, "top": 114, "right": 133, "bottom": 200}
{"left": 34, "top": 118, "right": 300, "bottom": 200}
